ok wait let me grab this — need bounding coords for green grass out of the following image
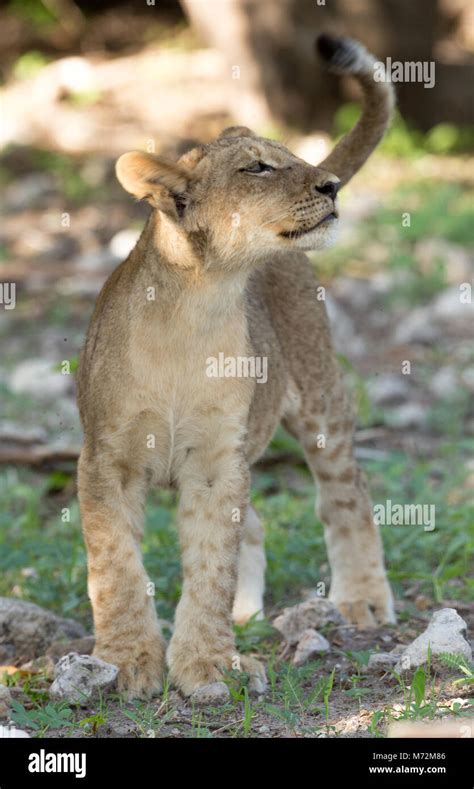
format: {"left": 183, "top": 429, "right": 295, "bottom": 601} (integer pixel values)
{"left": 335, "top": 105, "right": 474, "bottom": 157}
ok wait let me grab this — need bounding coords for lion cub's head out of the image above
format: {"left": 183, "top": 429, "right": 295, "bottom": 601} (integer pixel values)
{"left": 116, "top": 126, "right": 340, "bottom": 266}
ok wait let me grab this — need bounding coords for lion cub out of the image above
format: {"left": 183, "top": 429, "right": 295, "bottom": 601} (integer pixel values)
{"left": 77, "top": 35, "right": 396, "bottom": 699}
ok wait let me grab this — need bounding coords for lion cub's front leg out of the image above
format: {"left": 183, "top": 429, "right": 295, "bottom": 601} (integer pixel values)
{"left": 78, "top": 450, "right": 166, "bottom": 699}
{"left": 167, "top": 436, "right": 266, "bottom": 697}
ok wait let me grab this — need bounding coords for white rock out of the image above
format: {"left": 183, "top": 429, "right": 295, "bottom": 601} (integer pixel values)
{"left": 0, "top": 725, "right": 30, "bottom": 738}
{"left": 273, "top": 598, "right": 344, "bottom": 645}
{"left": 394, "top": 608, "right": 472, "bottom": 673}
{"left": 109, "top": 229, "right": 140, "bottom": 259}
{"left": 368, "top": 652, "right": 399, "bottom": 671}
{"left": 432, "top": 286, "right": 474, "bottom": 323}
{"left": 0, "top": 598, "right": 85, "bottom": 662}
{"left": 393, "top": 307, "right": 439, "bottom": 345}
{"left": 49, "top": 652, "right": 118, "bottom": 703}
{"left": 56, "top": 57, "right": 95, "bottom": 93}
{"left": 429, "top": 367, "right": 458, "bottom": 399}
{"left": 385, "top": 402, "right": 427, "bottom": 430}
{"left": 293, "top": 628, "right": 330, "bottom": 666}
{"left": 190, "top": 682, "right": 230, "bottom": 706}
{"left": 0, "top": 422, "right": 48, "bottom": 444}
{"left": 5, "top": 174, "right": 56, "bottom": 210}
{"left": 9, "top": 360, "right": 71, "bottom": 400}
{"left": 368, "top": 374, "right": 411, "bottom": 406}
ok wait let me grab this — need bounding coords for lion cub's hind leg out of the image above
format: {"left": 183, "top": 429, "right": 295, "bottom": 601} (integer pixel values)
{"left": 283, "top": 368, "right": 395, "bottom": 628}
{"left": 232, "top": 505, "right": 266, "bottom": 625}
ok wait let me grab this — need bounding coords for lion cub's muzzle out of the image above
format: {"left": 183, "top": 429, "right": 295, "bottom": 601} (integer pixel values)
{"left": 278, "top": 171, "right": 340, "bottom": 239}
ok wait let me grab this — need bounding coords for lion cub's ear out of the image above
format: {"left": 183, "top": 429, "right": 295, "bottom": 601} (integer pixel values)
{"left": 116, "top": 152, "right": 189, "bottom": 214}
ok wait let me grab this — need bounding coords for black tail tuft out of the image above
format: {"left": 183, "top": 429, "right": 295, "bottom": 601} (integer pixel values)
{"left": 315, "top": 33, "right": 363, "bottom": 72}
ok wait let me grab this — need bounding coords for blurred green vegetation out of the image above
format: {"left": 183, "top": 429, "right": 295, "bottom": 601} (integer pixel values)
{"left": 12, "top": 50, "right": 50, "bottom": 80}
{"left": 8, "top": 0, "right": 56, "bottom": 27}
{"left": 315, "top": 177, "right": 473, "bottom": 307}
{"left": 336, "top": 104, "right": 474, "bottom": 156}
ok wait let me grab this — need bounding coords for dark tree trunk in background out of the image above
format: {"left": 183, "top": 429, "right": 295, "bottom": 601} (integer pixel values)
{"left": 181, "top": 0, "right": 474, "bottom": 131}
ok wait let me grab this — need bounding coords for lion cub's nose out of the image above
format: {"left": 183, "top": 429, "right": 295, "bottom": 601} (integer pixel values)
{"left": 314, "top": 180, "right": 340, "bottom": 201}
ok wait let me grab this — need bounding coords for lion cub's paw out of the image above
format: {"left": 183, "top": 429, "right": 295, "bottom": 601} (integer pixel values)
{"left": 332, "top": 579, "right": 396, "bottom": 629}
{"left": 168, "top": 650, "right": 267, "bottom": 698}
{"left": 95, "top": 636, "right": 166, "bottom": 700}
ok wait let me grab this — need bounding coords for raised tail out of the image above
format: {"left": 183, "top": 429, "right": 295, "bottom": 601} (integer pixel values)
{"left": 315, "top": 34, "right": 395, "bottom": 186}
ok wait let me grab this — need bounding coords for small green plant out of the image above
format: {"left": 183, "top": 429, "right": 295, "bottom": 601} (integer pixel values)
{"left": 323, "top": 667, "right": 336, "bottom": 722}
{"left": 438, "top": 653, "right": 474, "bottom": 685}
{"left": 234, "top": 615, "right": 277, "bottom": 653}
{"left": 10, "top": 699, "right": 74, "bottom": 735}
{"left": 369, "top": 710, "right": 386, "bottom": 738}
{"left": 242, "top": 687, "right": 253, "bottom": 736}
{"left": 78, "top": 711, "right": 107, "bottom": 736}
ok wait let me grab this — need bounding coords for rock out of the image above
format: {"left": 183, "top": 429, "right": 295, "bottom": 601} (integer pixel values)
{"left": 429, "top": 367, "right": 459, "bottom": 399}
{"left": 0, "top": 725, "right": 30, "bottom": 738}
{"left": 385, "top": 402, "right": 428, "bottom": 430}
{"left": 272, "top": 598, "right": 344, "bottom": 645}
{"left": 331, "top": 276, "right": 375, "bottom": 313}
{"left": 9, "top": 360, "right": 71, "bottom": 401}
{"left": 293, "top": 628, "right": 330, "bottom": 666}
{"left": 49, "top": 653, "right": 118, "bottom": 703}
{"left": 74, "top": 247, "right": 118, "bottom": 272}
{"left": 367, "top": 652, "right": 399, "bottom": 671}
{"left": 368, "top": 374, "right": 411, "bottom": 406}
{"left": 393, "top": 307, "right": 439, "bottom": 345}
{"left": 0, "top": 422, "right": 48, "bottom": 444}
{"left": 19, "top": 655, "right": 55, "bottom": 680}
{"left": 4, "top": 174, "right": 57, "bottom": 211}
{"left": 190, "top": 682, "right": 230, "bottom": 706}
{"left": 394, "top": 608, "right": 472, "bottom": 673}
{"left": 46, "top": 636, "right": 95, "bottom": 662}
{"left": 325, "top": 295, "right": 366, "bottom": 358}
{"left": 390, "top": 644, "right": 408, "bottom": 656}
{"left": 432, "top": 286, "right": 474, "bottom": 323}
{"left": 0, "top": 598, "right": 86, "bottom": 662}
{"left": 109, "top": 229, "right": 140, "bottom": 259}
{"left": 0, "top": 685, "right": 12, "bottom": 718}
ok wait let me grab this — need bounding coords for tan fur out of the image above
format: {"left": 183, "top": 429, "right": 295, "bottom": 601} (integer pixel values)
{"left": 77, "top": 36, "right": 395, "bottom": 699}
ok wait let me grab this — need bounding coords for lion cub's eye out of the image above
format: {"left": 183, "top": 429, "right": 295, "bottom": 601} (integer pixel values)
{"left": 239, "top": 161, "right": 276, "bottom": 174}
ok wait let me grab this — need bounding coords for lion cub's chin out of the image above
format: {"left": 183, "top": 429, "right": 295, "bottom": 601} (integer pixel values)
{"left": 293, "top": 217, "right": 339, "bottom": 251}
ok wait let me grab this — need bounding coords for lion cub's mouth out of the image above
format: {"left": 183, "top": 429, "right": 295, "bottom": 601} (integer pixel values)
{"left": 279, "top": 211, "right": 338, "bottom": 239}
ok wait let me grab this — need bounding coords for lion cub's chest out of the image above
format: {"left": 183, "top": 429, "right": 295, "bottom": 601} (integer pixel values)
{"left": 126, "top": 297, "right": 254, "bottom": 484}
